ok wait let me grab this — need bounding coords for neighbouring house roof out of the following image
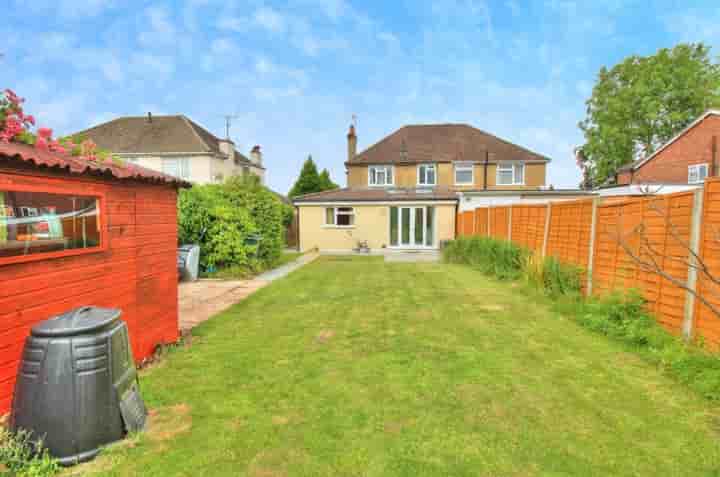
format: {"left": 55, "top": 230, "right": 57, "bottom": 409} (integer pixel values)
{"left": 74, "top": 114, "right": 263, "bottom": 169}
{"left": 293, "top": 187, "right": 459, "bottom": 204}
{"left": 0, "top": 142, "right": 191, "bottom": 187}
{"left": 619, "top": 109, "right": 720, "bottom": 174}
{"left": 348, "top": 124, "right": 551, "bottom": 165}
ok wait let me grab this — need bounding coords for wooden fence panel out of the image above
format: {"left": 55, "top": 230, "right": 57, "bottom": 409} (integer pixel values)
{"left": 474, "top": 207, "right": 488, "bottom": 236}
{"left": 546, "top": 199, "right": 594, "bottom": 269}
{"left": 695, "top": 178, "right": 720, "bottom": 346}
{"left": 592, "top": 193, "right": 694, "bottom": 336}
{"left": 489, "top": 206, "right": 510, "bottom": 240}
{"left": 461, "top": 211, "right": 474, "bottom": 237}
{"left": 510, "top": 204, "right": 546, "bottom": 253}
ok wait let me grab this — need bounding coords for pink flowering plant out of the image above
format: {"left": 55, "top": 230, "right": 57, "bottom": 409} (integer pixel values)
{"left": 0, "top": 88, "right": 122, "bottom": 165}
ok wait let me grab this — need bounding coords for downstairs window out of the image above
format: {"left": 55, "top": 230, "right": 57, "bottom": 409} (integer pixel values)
{"left": 325, "top": 207, "right": 355, "bottom": 227}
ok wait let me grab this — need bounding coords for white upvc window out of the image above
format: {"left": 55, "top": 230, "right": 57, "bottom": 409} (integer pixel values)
{"left": 454, "top": 162, "right": 474, "bottom": 185}
{"left": 497, "top": 162, "right": 524, "bottom": 185}
{"left": 162, "top": 158, "right": 190, "bottom": 180}
{"left": 688, "top": 163, "right": 709, "bottom": 184}
{"left": 368, "top": 165, "right": 393, "bottom": 186}
{"left": 325, "top": 207, "right": 355, "bottom": 227}
{"left": 417, "top": 164, "right": 436, "bottom": 186}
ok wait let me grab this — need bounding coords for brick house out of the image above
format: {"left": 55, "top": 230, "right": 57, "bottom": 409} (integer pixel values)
{"left": 615, "top": 110, "right": 720, "bottom": 186}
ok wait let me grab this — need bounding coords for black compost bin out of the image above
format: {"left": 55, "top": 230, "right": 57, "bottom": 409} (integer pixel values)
{"left": 10, "top": 306, "right": 147, "bottom": 466}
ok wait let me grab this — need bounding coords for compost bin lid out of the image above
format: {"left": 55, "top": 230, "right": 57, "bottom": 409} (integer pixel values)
{"left": 31, "top": 306, "right": 122, "bottom": 338}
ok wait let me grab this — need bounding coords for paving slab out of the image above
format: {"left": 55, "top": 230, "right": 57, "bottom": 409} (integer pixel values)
{"left": 179, "top": 252, "right": 318, "bottom": 331}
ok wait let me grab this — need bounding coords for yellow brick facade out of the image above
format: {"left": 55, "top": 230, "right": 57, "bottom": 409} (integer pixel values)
{"left": 347, "top": 163, "right": 546, "bottom": 190}
{"left": 297, "top": 203, "right": 456, "bottom": 252}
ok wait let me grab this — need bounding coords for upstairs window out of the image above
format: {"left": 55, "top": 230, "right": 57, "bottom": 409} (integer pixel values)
{"left": 497, "top": 163, "right": 524, "bottom": 185}
{"left": 162, "top": 158, "right": 190, "bottom": 180}
{"left": 325, "top": 207, "right": 355, "bottom": 227}
{"left": 688, "top": 163, "right": 709, "bottom": 184}
{"left": 1, "top": 187, "right": 104, "bottom": 264}
{"left": 417, "top": 164, "right": 436, "bottom": 186}
{"left": 368, "top": 165, "right": 393, "bottom": 186}
{"left": 454, "top": 163, "right": 474, "bottom": 185}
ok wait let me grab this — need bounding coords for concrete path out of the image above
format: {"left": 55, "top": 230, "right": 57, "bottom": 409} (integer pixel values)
{"left": 179, "top": 252, "right": 318, "bottom": 331}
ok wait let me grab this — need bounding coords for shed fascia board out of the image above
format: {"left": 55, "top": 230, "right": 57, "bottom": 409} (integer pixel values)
{"left": 631, "top": 109, "right": 720, "bottom": 171}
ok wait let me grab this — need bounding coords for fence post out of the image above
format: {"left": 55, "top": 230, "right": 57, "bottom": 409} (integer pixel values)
{"left": 507, "top": 205, "right": 513, "bottom": 241}
{"left": 541, "top": 202, "right": 552, "bottom": 257}
{"left": 682, "top": 188, "right": 705, "bottom": 340}
{"left": 487, "top": 206, "right": 492, "bottom": 238}
{"left": 585, "top": 197, "right": 599, "bottom": 296}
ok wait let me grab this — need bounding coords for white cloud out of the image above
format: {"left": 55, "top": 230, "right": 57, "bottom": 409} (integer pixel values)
{"left": 253, "top": 7, "right": 286, "bottom": 33}
{"left": 138, "top": 6, "right": 178, "bottom": 46}
{"left": 253, "top": 86, "right": 302, "bottom": 102}
{"left": 130, "top": 53, "right": 175, "bottom": 77}
{"left": 665, "top": 10, "right": 720, "bottom": 46}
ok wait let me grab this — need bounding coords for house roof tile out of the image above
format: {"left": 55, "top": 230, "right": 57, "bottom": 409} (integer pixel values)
{"left": 348, "top": 124, "right": 551, "bottom": 165}
{"left": 293, "top": 186, "right": 459, "bottom": 203}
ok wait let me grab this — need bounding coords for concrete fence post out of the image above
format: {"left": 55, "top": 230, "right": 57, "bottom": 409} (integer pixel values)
{"left": 487, "top": 207, "right": 491, "bottom": 237}
{"left": 682, "top": 188, "right": 705, "bottom": 340}
{"left": 585, "top": 197, "right": 600, "bottom": 296}
{"left": 541, "top": 202, "right": 552, "bottom": 257}
{"left": 507, "top": 205, "right": 513, "bottom": 242}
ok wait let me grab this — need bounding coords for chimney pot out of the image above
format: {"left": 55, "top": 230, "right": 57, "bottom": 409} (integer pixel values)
{"left": 347, "top": 124, "right": 357, "bottom": 162}
{"left": 250, "top": 145, "right": 263, "bottom": 166}
{"left": 147, "top": 112, "right": 152, "bottom": 123}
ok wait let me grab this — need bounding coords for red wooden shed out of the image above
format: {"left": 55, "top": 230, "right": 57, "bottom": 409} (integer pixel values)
{"left": 0, "top": 142, "right": 189, "bottom": 413}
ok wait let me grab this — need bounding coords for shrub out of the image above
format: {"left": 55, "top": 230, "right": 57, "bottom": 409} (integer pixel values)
{"left": 523, "top": 253, "right": 583, "bottom": 298}
{"left": 0, "top": 428, "right": 60, "bottom": 477}
{"left": 178, "top": 175, "right": 286, "bottom": 271}
{"left": 443, "top": 236, "right": 526, "bottom": 280}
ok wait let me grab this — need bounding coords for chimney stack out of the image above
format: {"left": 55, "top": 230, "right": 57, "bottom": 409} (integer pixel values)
{"left": 147, "top": 112, "right": 153, "bottom": 123}
{"left": 250, "top": 145, "right": 262, "bottom": 166}
{"left": 347, "top": 124, "right": 357, "bottom": 162}
{"left": 218, "top": 138, "right": 235, "bottom": 160}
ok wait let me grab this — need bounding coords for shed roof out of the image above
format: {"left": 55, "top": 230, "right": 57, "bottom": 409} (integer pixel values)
{"left": 0, "top": 142, "right": 191, "bottom": 187}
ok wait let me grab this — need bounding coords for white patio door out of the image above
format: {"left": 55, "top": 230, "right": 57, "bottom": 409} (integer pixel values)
{"left": 389, "top": 206, "right": 435, "bottom": 248}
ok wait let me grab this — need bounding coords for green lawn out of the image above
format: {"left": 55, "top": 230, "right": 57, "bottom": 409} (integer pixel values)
{"left": 82, "top": 257, "right": 720, "bottom": 476}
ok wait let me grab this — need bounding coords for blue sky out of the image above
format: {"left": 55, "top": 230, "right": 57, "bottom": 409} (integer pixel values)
{"left": 4, "top": 0, "right": 720, "bottom": 194}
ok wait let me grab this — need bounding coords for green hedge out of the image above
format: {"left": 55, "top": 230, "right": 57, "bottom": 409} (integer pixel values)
{"left": 178, "top": 176, "right": 290, "bottom": 271}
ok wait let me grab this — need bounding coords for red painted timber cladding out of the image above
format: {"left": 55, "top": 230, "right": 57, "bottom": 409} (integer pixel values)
{"left": 0, "top": 169, "right": 179, "bottom": 413}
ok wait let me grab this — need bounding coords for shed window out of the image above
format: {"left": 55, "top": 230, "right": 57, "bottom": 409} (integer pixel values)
{"left": 688, "top": 163, "right": 708, "bottom": 184}
{"left": 0, "top": 189, "right": 102, "bottom": 263}
{"left": 325, "top": 207, "right": 355, "bottom": 227}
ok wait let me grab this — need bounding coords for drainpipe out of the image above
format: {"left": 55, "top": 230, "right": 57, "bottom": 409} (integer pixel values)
{"left": 483, "top": 150, "right": 489, "bottom": 190}
{"left": 712, "top": 136, "right": 718, "bottom": 177}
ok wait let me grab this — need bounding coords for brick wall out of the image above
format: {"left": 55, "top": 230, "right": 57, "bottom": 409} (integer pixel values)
{"left": 632, "top": 114, "right": 720, "bottom": 183}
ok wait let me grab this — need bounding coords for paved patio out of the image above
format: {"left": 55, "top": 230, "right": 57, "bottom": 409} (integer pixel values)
{"left": 179, "top": 252, "right": 318, "bottom": 330}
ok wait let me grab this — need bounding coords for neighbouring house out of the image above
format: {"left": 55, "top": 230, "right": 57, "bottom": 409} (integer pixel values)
{"left": 603, "top": 110, "right": 720, "bottom": 196}
{"left": 294, "top": 123, "right": 589, "bottom": 252}
{"left": 74, "top": 114, "right": 265, "bottom": 185}
{"left": 0, "top": 142, "right": 189, "bottom": 414}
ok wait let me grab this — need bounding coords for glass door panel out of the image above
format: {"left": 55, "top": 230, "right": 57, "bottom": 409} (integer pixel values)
{"left": 414, "top": 207, "right": 424, "bottom": 245}
{"left": 425, "top": 206, "right": 434, "bottom": 247}
{"left": 401, "top": 207, "right": 411, "bottom": 245}
{"left": 390, "top": 207, "right": 399, "bottom": 246}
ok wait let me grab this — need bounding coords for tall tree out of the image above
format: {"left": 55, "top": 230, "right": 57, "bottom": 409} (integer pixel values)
{"left": 578, "top": 43, "right": 720, "bottom": 187}
{"left": 318, "top": 168, "right": 339, "bottom": 191}
{"left": 289, "top": 155, "right": 322, "bottom": 198}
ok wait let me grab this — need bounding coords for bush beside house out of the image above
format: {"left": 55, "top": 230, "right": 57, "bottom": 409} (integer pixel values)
{"left": 179, "top": 176, "right": 291, "bottom": 272}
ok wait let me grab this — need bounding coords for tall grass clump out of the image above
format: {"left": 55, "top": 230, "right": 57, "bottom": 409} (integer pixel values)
{"left": 523, "top": 253, "right": 583, "bottom": 298}
{"left": 555, "top": 292, "right": 720, "bottom": 400}
{"left": 0, "top": 428, "right": 60, "bottom": 477}
{"left": 443, "top": 236, "right": 526, "bottom": 280}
